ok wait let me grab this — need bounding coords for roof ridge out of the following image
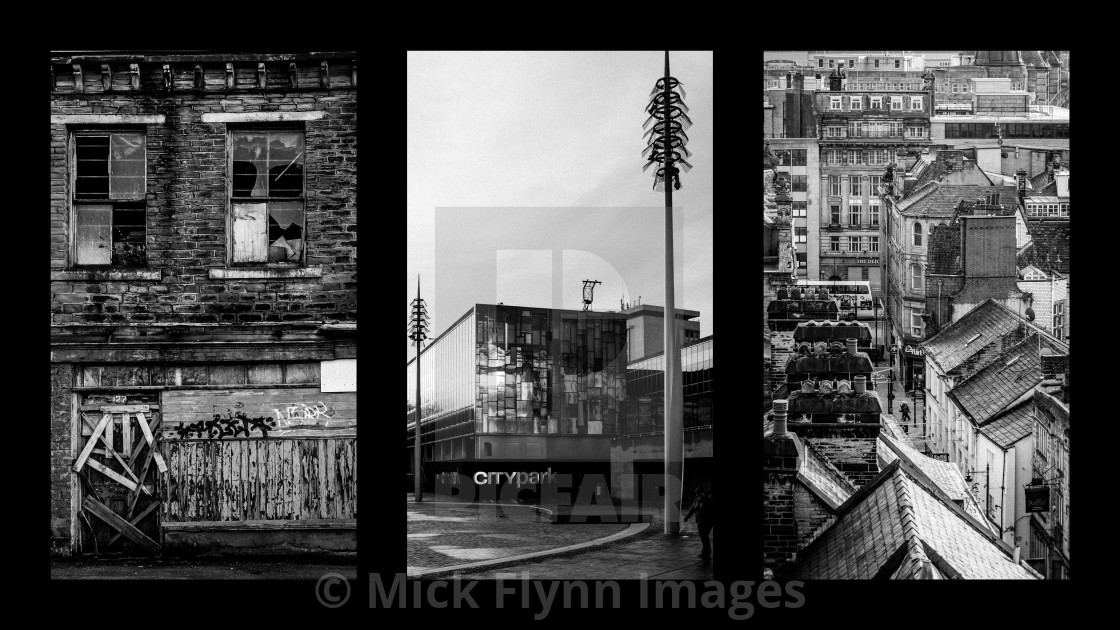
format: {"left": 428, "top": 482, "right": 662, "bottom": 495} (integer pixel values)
{"left": 895, "top": 460, "right": 1016, "bottom": 555}
{"left": 892, "top": 472, "right": 931, "bottom": 578}
{"left": 896, "top": 180, "right": 939, "bottom": 210}
{"left": 920, "top": 298, "right": 1002, "bottom": 352}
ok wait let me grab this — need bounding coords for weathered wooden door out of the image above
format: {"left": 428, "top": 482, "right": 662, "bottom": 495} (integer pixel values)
{"left": 73, "top": 402, "right": 166, "bottom": 555}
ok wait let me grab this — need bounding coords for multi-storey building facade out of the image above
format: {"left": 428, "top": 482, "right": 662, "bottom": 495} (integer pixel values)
{"left": 768, "top": 141, "right": 819, "bottom": 279}
{"left": 808, "top": 52, "right": 924, "bottom": 73}
{"left": 816, "top": 73, "right": 932, "bottom": 300}
{"left": 50, "top": 51, "right": 358, "bottom": 556}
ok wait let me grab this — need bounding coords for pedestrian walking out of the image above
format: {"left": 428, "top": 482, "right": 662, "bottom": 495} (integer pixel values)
{"left": 684, "top": 486, "right": 714, "bottom": 559}
{"left": 899, "top": 402, "right": 911, "bottom": 426}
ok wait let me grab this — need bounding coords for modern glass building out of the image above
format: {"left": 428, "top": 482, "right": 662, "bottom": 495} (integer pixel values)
{"left": 407, "top": 304, "right": 629, "bottom": 492}
{"left": 407, "top": 303, "right": 715, "bottom": 503}
{"left": 622, "top": 336, "right": 714, "bottom": 435}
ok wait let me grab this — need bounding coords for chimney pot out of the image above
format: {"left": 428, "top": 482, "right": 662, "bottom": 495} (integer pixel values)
{"left": 854, "top": 375, "right": 867, "bottom": 393}
{"left": 847, "top": 338, "right": 858, "bottom": 356}
{"left": 773, "top": 399, "right": 789, "bottom": 436}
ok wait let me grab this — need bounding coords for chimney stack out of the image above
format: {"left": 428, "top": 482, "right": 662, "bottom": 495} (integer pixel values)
{"left": 786, "top": 72, "right": 792, "bottom": 88}
{"left": 1013, "top": 546, "right": 1021, "bottom": 564}
{"left": 847, "top": 338, "right": 858, "bottom": 356}
{"left": 1016, "top": 169, "right": 1028, "bottom": 206}
{"left": 854, "top": 375, "right": 867, "bottom": 394}
{"left": 773, "top": 399, "right": 789, "bottom": 436}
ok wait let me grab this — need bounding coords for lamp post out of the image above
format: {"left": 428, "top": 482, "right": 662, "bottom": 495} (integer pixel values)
{"left": 643, "top": 51, "right": 692, "bottom": 535}
{"left": 408, "top": 277, "right": 430, "bottom": 502}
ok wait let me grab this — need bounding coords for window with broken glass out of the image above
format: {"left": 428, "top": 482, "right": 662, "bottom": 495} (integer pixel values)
{"left": 72, "top": 131, "right": 147, "bottom": 266}
{"left": 229, "top": 129, "right": 306, "bottom": 265}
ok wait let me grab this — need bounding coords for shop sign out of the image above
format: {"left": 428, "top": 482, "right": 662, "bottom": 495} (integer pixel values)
{"left": 903, "top": 344, "right": 924, "bottom": 357}
{"left": 1026, "top": 485, "right": 1050, "bottom": 513}
{"left": 889, "top": 344, "right": 899, "bottom": 354}
{"left": 855, "top": 258, "right": 879, "bottom": 264}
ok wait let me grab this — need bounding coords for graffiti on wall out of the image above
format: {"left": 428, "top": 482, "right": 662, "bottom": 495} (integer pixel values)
{"left": 171, "top": 401, "right": 336, "bottom": 439}
{"left": 174, "top": 410, "right": 277, "bottom": 440}
{"left": 272, "top": 401, "right": 336, "bottom": 426}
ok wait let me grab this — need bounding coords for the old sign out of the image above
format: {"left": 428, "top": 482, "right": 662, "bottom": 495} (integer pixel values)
{"left": 162, "top": 387, "right": 356, "bottom": 440}
{"left": 1025, "top": 485, "right": 1050, "bottom": 513}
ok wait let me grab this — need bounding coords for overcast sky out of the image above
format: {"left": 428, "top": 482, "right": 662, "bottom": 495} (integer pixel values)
{"left": 407, "top": 51, "right": 713, "bottom": 355}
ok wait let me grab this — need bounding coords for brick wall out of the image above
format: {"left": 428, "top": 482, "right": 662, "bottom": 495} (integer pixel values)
{"left": 803, "top": 436, "right": 879, "bottom": 487}
{"left": 794, "top": 484, "right": 836, "bottom": 549}
{"left": 50, "top": 62, "right": 356, "bottom": 325}
{"left": 763, "top": 473, "right": 797, "bottom": 571}
{"left": 50, "top": 363, "right": 72, "bottom": 556}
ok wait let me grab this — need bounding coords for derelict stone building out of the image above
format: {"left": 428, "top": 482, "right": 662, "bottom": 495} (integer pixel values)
{"left": 50, "top": 51, "right": 357, "bottom": 556}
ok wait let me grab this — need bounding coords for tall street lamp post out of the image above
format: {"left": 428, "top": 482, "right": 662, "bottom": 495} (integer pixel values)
{"left": 643, "top": 51, "right": 693, "bottom": 535}
{"left": 409, "top": 277, "right": 430, "bottom": 502}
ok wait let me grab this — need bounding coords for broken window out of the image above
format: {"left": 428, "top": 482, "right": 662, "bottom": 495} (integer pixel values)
{"left": 230, "top": 129, "right": 305, "bottom": 264}
{"left": 72, "top": 132, "right": 146, "bottom": 266}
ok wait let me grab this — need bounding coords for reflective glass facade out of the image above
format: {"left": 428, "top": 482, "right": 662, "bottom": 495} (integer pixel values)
{"left": 474, "top": 304, "right": 628, "bottom": 436}
{"left": 407, "top": 310, "right": 476, "bottom": 447}
{"left": 407, "top": 304, "right": 630, "bottom": 457}
{"left": 624, "top": 337, "right": 714, "bottom": 435}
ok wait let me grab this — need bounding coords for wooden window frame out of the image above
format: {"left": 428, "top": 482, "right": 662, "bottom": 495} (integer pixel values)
{"left": 69, "top": 128, "right": 148, "bottom": 268}
{"left": 225, "top": 124, "right": 308, "bottom": 267}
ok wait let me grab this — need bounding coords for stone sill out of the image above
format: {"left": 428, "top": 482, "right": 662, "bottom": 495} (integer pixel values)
{"left": 51, "top": 269, "right": 161, "bottom": 282}
{"left": 209, "top": 266, "right": 322, "bottom": 280}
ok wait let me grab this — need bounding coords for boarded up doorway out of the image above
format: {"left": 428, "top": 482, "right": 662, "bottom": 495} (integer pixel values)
{"left": 73, "top": 392, "right": 164, "bottom": 556}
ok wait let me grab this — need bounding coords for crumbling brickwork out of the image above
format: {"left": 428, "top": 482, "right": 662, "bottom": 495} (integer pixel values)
{"left": 50, "top": 58, "right": 357, "bottom": 325}
{"left": 50, "top": 363, "right": 72, "bottom": 555}
{"left": 794, "top": 483, "right": 836, "bottom": 549}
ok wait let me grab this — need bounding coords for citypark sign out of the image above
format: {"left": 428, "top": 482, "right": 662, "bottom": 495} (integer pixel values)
{"left": 473, "top": 468, "right": 558, "bottom": 488}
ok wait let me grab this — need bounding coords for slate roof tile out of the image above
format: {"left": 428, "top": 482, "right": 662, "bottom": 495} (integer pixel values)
{"left": 978, "top": 398, "right": 1034, "bottom": 448}
{"left": 784, "top": 462, "right": 1039, "bottom": 580}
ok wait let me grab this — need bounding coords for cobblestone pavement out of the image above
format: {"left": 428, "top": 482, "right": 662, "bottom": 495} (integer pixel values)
{"left": 50, "top": 556, "right": 357, "bottom": 580}
{"left": 407, "top": 500, "right": 633, "bottom": 574}
{"left": 454, "top": 528, "right": 714, "bottom": 580}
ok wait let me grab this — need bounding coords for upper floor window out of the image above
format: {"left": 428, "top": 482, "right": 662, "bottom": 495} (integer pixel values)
{"left": 913, "top": 222, "right": 923, "bottom": 247}
{"left": 829, "top": 176, "right": 841, "bottom": 196}
{"left": 830, "top": 96, "right": 842, "bottom": 110}
{"left": 911, "top": 96, "right": 923, "bottom": 110}
{"left": 229, "top": 129, "right": 306, "bottom": 265}
{"left": 906, "top": 126, "right": 926, "bottom": 138}
{"left": 791, "top": 174, "right": 807, "bottom": 192}
{"left": 874, "top": 59, "right": 880, "bottom": 68}
{"left": 72, "top": 131, "right": 147, "bottom": 266}
{"left": 819, "top": 58, "right": 824, "bottom": 68}
{"left": 952, "top": 83, "right": 960, "bottom": 93}
{"left": 895, "top": 59, "right": 901, "bottom": 69}
{"left": 850, "top": 96, "right": 862, "bottom": 110}
{"left": 850, "top": 179, "right": 862, "bottom": 197}
{"left": 791, "top": 149, "right": 807, "bottom": 166}
{"left": 792, "top": 201, "right": 807, "bottom": 217}
{"left": 795, "top": 227, "right": 807, "bottom": 243}
{"left": 891, "top": 96, "right": 903, "bottom": 110}
{"left": 911, "top": 263, "right": 924, "bottom": 291}
{"left": 870, "top": 96, "right": 883, "bottom": 109}
{"left": 829, "top": 59, "right": 834, "bottom": 68}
